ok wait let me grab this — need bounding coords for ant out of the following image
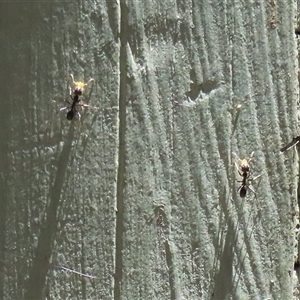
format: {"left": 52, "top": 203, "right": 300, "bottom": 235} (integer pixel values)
{"left": 232, "top": 152, "right": 261, "bottom": 198}
{"left": 59, "top": 74, "right": 95, "bottom": 120}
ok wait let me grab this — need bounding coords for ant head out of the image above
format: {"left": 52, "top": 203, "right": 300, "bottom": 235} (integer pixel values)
{"left": 74, "top": 81, "right": 85, "bottom": 93}
{"left": 67, "top": 110, "right": 74, "bottom": 120}
{"left": 74, "top": 87, "right": 83, "bottom": 96}
{"left": 240, "top": 159, "right": 250, "bottom": 172}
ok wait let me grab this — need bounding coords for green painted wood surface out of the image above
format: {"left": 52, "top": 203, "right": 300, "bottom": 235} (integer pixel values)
{"left": 0, "top": 1, "right": 298, "bottom": 299}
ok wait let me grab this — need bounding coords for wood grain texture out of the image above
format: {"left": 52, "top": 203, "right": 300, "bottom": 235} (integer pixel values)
{"left": 0, "top": 0, "right": 298, "bottom": 299}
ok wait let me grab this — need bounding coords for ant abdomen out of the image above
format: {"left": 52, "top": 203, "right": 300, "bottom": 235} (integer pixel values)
{"left": 239, "top": 186, "right": 247, "bottom": 197}
{"left": 67, "top": 111, "right": 74, "bottom": 120}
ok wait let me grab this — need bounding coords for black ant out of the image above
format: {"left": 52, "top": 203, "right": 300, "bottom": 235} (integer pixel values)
{"left": 59, "top": 74, "right": 95, "bottom": 120}
{"left": 232, "top": 152, "right": 261, "bottom": 198}
{"left": 237, "top": 171, "right": 256, "bottom": 198}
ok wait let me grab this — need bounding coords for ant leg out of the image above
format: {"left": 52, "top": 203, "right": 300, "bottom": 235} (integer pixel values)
{"left": 77, "top": 110, "right": 82, "bottom": 120}
{"left": 232, "top": 152, "right": 242, "bottom": 163}
{"left": 247, "top": 151, "right": 255, "bottom": 164}
{"left": 73, "top": 104, "right": 88, "bottom": 113}
{"left": 70, "top": 74, "right": 76, "bottom": 85}
{"left": 248, "top": 185, "right": 257, "bottom": 198}
{"left": 234, "top": 161, "right": 242, "bottom": 174}
{"left": 238, "top": 170, "right": 244, "bottom": 177}
{"left": 54, "top": 106, "right": 68, "bottom": 116}
{"left": 53, "top": 99, "right": 71, "bottom": 105}
{"left": 69, "top": 87, "right": 75, "bottom": 101}
{"left": 237, "top": 184, "right": 242, "bottom": 192}
{"left": 62, "top": 96, "right": 72, "bottom": 105}
{"left": 84, "top": 78, "right": 95, "bottom": 87}
{"left": 80, "top": 103, "right": 99, "bottom": 110}
{"left": 252, "top": 173, "right": 262, "bottom": 181}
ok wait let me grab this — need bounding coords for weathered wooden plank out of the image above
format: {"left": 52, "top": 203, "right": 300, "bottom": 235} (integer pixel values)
{"left": 0, "top": 0, "right": 298, "bottom": 299}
